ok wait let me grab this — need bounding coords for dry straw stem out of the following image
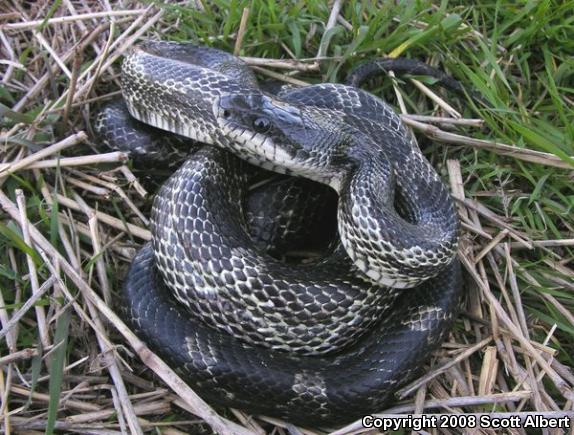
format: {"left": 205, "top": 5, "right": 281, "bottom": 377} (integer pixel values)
{"left": 66, "top": 168, "right": 149, "bottom": 224}
{"left": 73, "top": 192, "right": 114, "bottom": 305}
{"left": 401, "top": 114, "right": 484, "bottom": 127}
{"left": 0, "top": 348, "right": 40, "bottom": 367}
{"left": 7, "top": 399, "right": 172, "bottom": 432}
{"left": 0, "top": 276, "right": 56, "bottom": 342}
{"left": 465, "top": 236, "right": 546, "bottom": 410}
{"left": 241, "top": 56, "right": 319, "bottom": 71}
{"left": 473, "top": 229, "right": 509, "bottom": 263}
{"left": 396, "top": 336, "right": 493, "bottom": 399}
{"left": 10, "top": 384, "right": 101, "bottom": 413}
{"left": 230, "top": 408, "right": 267, "bottom": 435}
{"left": 0, "top": 9, "right": 148, "bottom": 30}
{"left": 477, "top": 346, "right": 499, "bottom": 395}
{"left": 233, "top": 8, "right": 250, "bottom": 56}
{"left": 47, "top": 8, "right": 163, "bottom": 111}
{"left": 34, "top": 30, "right": 72, "bottom": 78}
{"left": 384, "top": 390, "right": 534, "bottom": 414}
{"left": 62, "top": 47, "right": 84, "bottom": 125}
{"left": 389, "top": 70, "right": 408, "bottom": 115}
{"left": 510, "top": 238, "right": 574, "bottom": 249}
{"left": 403, "top": 117, "right": 574, "bottom": 169}
{"left": 12, "top": 6, "right": 161, "bottom": 113}
{"left": 0, "top": 132, "right": 87, "bottom": 177}
{"left": 0, "top": 192, "right": 253, "bottom": 435}
{"left": 66, "top": 194, "right": 143, "bottom": 434}
{"left": 15, "top": 190, "right": 50, "bottom": 350}
{"left": 460, "top": 253, "right": 574, "bottom": 402}
{"left": 11, "top": 22, "right": 109, "bottom": 111}
{"left": 317, "top": 0, "right": 343, "bottom": 59}
{"left": 0, "top": 151, "right": 128, "bottom": 171}
{"left": 410, "top": 78, "right": 462, "bottom": 118}
{"left": 251, "top": 65, "right": 311, "bottom": 87}
{"left": 50, "top": 193, "right": 151, "bottom": 240}
{"left": 254, "top": 416, "right": 319, "bottom": 435}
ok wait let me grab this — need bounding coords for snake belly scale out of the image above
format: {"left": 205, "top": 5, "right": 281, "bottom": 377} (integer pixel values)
{"left": 107, "top": 41, "right": 463, "bottom": 425}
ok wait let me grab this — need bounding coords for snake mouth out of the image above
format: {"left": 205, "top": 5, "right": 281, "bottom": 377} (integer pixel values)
{"left": 212, "top": 94, "right": 268, "bottom": 142}
{"left": 213, "top": 95, "right": 347, "bottom": 191}
{"left": 213, "top": 94, "right": 308, "bottom": 176}
{"left": 133, "top": 39, "right": 163, "bottom": 56}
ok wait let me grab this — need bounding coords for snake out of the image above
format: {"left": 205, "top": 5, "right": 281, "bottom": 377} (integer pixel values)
{"left": 95, "top": 41, "right": 463, "bottom": 426}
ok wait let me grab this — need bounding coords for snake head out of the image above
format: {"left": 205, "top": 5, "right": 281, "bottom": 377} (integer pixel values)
{"left": 214, "top": 93, "right": 352, "bottom": 191}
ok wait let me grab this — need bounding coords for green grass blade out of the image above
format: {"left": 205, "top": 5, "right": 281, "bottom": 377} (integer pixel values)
{"left": 45, "top": 308, "right": 71, "bottom": 435}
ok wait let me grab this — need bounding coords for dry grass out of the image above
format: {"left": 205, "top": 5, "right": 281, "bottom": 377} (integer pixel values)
{"left": 0, "top": 1, "right": 573, "bottom": 434}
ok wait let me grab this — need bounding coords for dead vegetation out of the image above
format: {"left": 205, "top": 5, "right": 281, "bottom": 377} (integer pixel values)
{"left": 0, "top": 1, "right": 573, "bottom": 434}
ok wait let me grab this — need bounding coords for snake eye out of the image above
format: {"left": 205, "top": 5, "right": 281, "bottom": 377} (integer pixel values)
{"left": 253, "top": 117, "right": 271, "bottom": 133}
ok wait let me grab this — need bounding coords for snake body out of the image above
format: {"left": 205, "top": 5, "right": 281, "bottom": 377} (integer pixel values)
{"left": 101, "top": 41, "right": 463, "bottom": 425}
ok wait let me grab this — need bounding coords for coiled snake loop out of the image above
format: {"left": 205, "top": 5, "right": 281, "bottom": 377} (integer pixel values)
{"left": 95, "top": 41, "right": 463, "bottom": 425}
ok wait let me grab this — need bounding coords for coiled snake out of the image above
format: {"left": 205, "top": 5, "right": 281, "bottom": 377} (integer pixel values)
{"left": 96, "top": 41, "right": 463, "bottom": 426}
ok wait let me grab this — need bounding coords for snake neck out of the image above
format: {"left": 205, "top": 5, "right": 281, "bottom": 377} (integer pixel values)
{"left": 338, "top": 140, "right": 459, "bottom": 289}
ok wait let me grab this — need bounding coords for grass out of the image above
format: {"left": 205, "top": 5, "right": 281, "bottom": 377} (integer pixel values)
{"left": 0, "top": 0, "right": 573, "bottom": 433}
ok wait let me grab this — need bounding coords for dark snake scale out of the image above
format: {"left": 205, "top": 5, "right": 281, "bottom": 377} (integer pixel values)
{"left": 95, "top": 41, "right": 464, "bottom": 426}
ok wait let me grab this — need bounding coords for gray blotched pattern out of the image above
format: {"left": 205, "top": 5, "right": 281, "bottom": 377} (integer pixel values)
{"left": 110, "top": 41, "right": 463, "bottom": 425}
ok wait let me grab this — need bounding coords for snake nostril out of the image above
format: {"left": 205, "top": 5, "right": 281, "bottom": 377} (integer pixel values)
{"left": 223, "top": 109, "right": 230, "bottom": 118}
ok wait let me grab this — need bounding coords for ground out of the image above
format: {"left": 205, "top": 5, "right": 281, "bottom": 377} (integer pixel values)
{"left": 0, "top": 1, "right": 573, "bottom": 434}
